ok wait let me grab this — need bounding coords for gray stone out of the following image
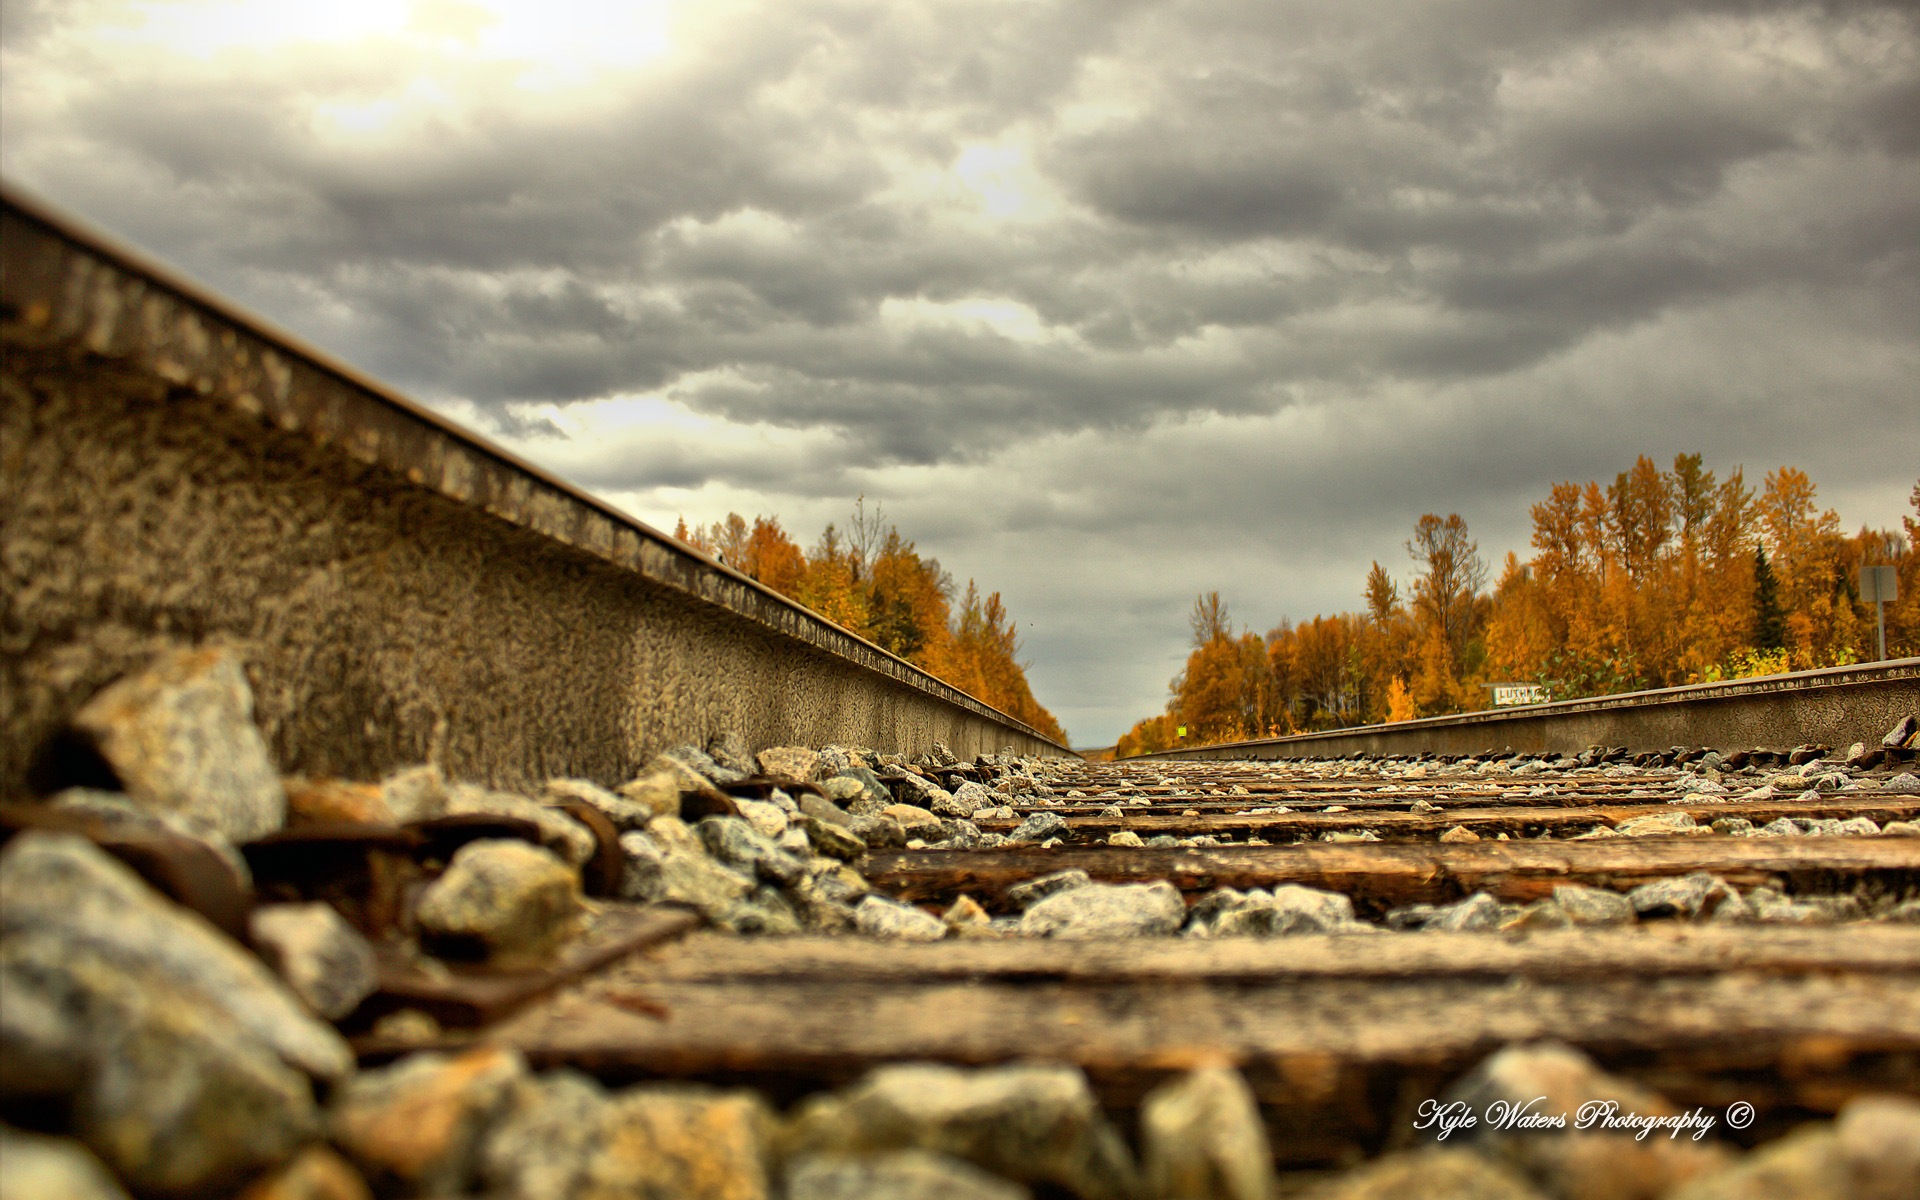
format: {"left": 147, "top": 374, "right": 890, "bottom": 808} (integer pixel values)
{"left": 48, "top": 787, "right": 251, "bottom": 884}
{"left": 816, "top": 745, "right": 861, "bottom": 777}
{"left": 613, "top": 765, "right": 689, "bottom": 820}
{"left": 1628, "top": 872, "right": 1738, "bottom": 920}
{"left": 831, "top": 767, "right": 893, "bottom": 810}
{"left": 249, "top": 902, "right": 378, "bottom": 1020}
{"left": 799, "top": 791, "right": 854, "bottom": 827}
{"left": 0, "top": 1127, "right": 131, "bottom": 1200}
{"left": 1748, "top": 895, "right": 1836, "bottom": 924}
{"left": 1702, "top": 887, "right": 1756, "bottom": 925}
{"left": 381, "top": 763, "right": 451, "bottom": 823}
{"left": 931, "top": 818, "right": 983, "bottom": 850}
{"left": 1019, "top": 881, "right": 1186, "bottom": 938}
{"left": 720, "top": 885, "right": 805, "bottom": 935}
{"left": 942, "top": 894, "right": 995, "bottom": 935}
{"left": 332, "top": 1046, "right": 527, "bottom": 1196}
{"left": 850, "top": 813, "right": 906, "bottom": 850}
{"left": 778, "top": 826, "right": 814, "bottom": 859}
{"left": 571, "top": 1085, "right": 775, "bottom": 1200}
{"left": 1744, "top": 888, "right": 1860, "bottom": 924}
{"left": 853, "top": 895, "right": 947, "bottom": 941}
{"left": 1425, "top": 892, "right": 1505, "bottom": 932}
{"left": 787, "top": 857, "right": 872, "bottom": 933}
{"left": 801, "top": 814, "right": 868, "bottom": 861}
{"left": 1, "top": 930, "right": 321, "bottom": 1195}
{"left": 1835, "top": 1093, "right": 1920, "bottom": 1200}
{"left": 1184, "top": 887, "right": 1247, "bottom": 933}
{"left": 1883, "top": 773, "right": 1918, "bottom": 793}
{"left": 1140, "top": 1065, "right": 1276, "bottom": 1200}
{"left": 1663, "top": 1094, "right": 1920, "bottom": 1200}
{"left": 1005, "top": 869, "right": 1094, "bottom": 911}
{"left": 1006, "top": 811, "right": 1069, "bottom": 845}
{"left": 1552, "top": 884, "right": 1636, "bottom": 926}
{"left": 705, "top": 732, "right": 759, "bottom": 780}
{"left": 1211, "top": 885, "right": 1357, "bottom": 937}
{"left": 1441, "top": 1041, "right": 1731, "bottom": 1200}
{"left": 0, "top": 832, "right": 351, "bottom": 1082}
{"left": 699, "top": 815, "right": 805, "bottom": 885}
{"left": 70, "top": 647, "right": 286, "bottom": 842}
{"left": 896, "top": 772, "right": 957, "bottom": 812}
{"left": 1318, "top": 830, "right": 1378, "bottom": 844}
{"left": 1617, "top": 812, "right": 1705, "bottom": 837}
{"left": 787, "top": 1150, "right": 1030, "bottom": 1200}
{"left": 881, "top": 804, "right": 944, "bottom": 838}
{"left": 819, "top": 775, "right": 865, "bottom": 804}
{"left": 542, "top": 777, "right": 659, "bottom": 831}
{"left": 1501, "top": 899, "right": 1574, "bottom": 931}
{"left": 647, "top": 748, "right": 725, "bottom": 794}
{"left": 443, "top": 783, "right": 597, "bottom": 866}
{"left": 618, "top": 819, "right": 755, "bottom": 918}
{"left": 732, "top": 797, "right": 791, "bottom": 840}
{"left": 476, "top": 1070, "right": 608, "bottom": 1200}
{"left": 950, "top": 780, "right": 998, "bottom": 815}
{"left": 1710, "top": 817, "right": 1757, "bottom": 837}
{"left": 416, "top": 839, "right": 585, "bottom": 962}
{"left": 783, "top": 1063, "right": 1138, "bottom": 1200}
{"left": 1882, "top": 716, "right": 1918, "bottom": 750}
{"left": 1879, "top": 898, "right": 1920, "bottom": 922}
{"left": 757, "top": 745, "right": 822, "bottom": 783}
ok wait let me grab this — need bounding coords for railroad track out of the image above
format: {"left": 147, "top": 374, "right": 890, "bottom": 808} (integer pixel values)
{"left": 6, "top": 183, "right": 1920, "bottom": 1197}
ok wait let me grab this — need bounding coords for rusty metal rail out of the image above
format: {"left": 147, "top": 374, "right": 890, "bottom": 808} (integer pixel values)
{"left": 0, "top": 185, "right": 1068, "bottom": 796}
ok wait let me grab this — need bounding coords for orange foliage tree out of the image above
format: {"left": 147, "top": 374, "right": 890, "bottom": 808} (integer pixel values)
{"left": 677, "top": 501, "right": 1066, "bottom": 744}
{"left": 1116, "top": 457, "right": 1916, "bottom": 755}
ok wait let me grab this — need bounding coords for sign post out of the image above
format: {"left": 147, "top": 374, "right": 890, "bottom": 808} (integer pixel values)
{"left": 1860, "top": 565, "right": 1898, "bottom": 661}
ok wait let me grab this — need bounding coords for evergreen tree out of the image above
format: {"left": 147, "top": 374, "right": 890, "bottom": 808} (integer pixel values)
{"left": 1752, "top": 544, "right": 1786, "bottom": 651}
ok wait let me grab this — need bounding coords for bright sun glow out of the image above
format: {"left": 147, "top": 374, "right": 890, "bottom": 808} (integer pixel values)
{"left": 105, "top": 0, "right": 685, "bottom": 77}
{"left": 951, "top": 140, "right": 1054, "bottom": 221}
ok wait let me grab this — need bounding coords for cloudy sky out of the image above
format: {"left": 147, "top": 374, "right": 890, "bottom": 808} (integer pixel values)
{"left": 5, "top": 0, "right": 1916, "bottom": 744}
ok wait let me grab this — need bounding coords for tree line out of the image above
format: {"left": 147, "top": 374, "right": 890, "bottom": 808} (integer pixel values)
{"left": 675, "top": 499, "right": 1068, "bottom": 744}
{"left": 1117, "top": 457, "right": 1919, "bottom": 756}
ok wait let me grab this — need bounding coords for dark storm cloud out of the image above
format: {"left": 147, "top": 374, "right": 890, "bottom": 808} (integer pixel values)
{"left": 4, "top": 0, "right": 1916, "bottom": 741}
{"left": 12, "top": 0, "right": 1912, "bottom": 451}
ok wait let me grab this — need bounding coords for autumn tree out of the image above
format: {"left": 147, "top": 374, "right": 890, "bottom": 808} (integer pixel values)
{"left": 1407, "top": 514, "right": 1487, "bottom": 657}
{"left": 743, "top": 517, "right": 807, "bottom": 596}
{"left": 947, "top": 582, "right": 1067, "bottom": 743}
{"left": 675, "top": 502, "right": 1067, "bottom": 742}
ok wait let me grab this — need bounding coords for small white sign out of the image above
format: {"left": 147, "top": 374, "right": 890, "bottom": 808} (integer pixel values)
{"left": 1491, "top": 684, "right": 1547, "bottom": 707}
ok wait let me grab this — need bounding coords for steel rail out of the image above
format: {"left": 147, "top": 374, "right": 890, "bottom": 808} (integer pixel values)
{"left": 1127, "top": 659, "right": 1920, "bottom": 760}
{"left": 1, "top": 184, "right": 1070, "bottom": 794}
